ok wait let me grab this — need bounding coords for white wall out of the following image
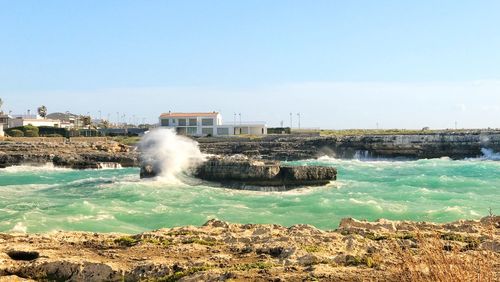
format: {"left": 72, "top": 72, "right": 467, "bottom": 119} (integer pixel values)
{"left": 0, "top": 124, "right": 4, "bottom": 137}
{"left": 9, "top": 119, "right": 61, "bottom": 128}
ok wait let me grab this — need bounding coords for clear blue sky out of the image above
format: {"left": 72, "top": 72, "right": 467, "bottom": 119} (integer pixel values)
{"left": 1, "top": 1, "right": 500, "bottom": 128}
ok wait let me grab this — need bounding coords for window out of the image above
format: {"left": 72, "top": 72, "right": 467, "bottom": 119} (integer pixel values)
{"left": 217, "top": 127, "right": 229, "bottom": 135}
{"left": 178, "top": 119, "right": 186, "bottom": 126}
{"left": 201, "top": 118, "right": 213, "bottom": 126}
{"left": 189, "top": 118, "right": 197, "bottom": 126}
{"left": 187, "top": 127, "right": 197, "bottom": 135}
{"left": 161, "top": 119, "right": 169, "bottom": 126}
{"left": 202, "top": 128, "right": 213, "bottom": 136}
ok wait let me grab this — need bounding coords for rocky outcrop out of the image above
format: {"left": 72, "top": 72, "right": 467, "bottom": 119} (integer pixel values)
{"left": 1, "top": 216, "right": 498, "bottom": 281}
{"left": 140, "top": 155, "right": 337, "bottom": 189}
{"left": 194, "top": 156, "right": 337, "bottom": 188}
{"left": 197, "top": 131, "right": 500, "bottom": 160}
{"left": 0, "top": 140, "right": 138, "bottom": 169}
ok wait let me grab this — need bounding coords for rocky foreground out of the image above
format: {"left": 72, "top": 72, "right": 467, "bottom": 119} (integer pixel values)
{"left": 1, "top": 217, "right": 498, "bottom": 282}
{"left": 0, "top": 140, "right": 138, "bottom": 169}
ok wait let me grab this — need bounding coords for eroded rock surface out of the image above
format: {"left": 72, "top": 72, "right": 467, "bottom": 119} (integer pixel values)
{"left": 0, "top": 140, "right": 138, "bottom": 169}
{"left": 197, "top": 132, "right": 500, "bottom": 160}
{"left": 140, "top": 155, "right": 337, "bottom": 189}
{"left": 0, "top": 217, "right": 498, "bottom": 281}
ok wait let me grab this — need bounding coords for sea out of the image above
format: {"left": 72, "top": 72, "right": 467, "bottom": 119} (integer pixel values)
{"left": 1, "top": 152, "right": 499, "bottom": 234}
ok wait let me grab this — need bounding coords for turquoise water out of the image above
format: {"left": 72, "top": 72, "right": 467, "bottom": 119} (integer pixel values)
{"left": 0, "top": 157, "right": 499, "bottom": 234}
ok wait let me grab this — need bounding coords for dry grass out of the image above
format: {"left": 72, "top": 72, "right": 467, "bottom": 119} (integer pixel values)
{"left": 393, "top": 214, "right": 498, "bottom": 282}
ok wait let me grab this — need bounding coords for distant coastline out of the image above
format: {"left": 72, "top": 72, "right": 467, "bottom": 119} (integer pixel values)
{"left": 3, "top": 131, "right": 500, "bottom": 169}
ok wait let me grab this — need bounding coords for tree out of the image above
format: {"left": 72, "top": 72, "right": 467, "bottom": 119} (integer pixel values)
{"left": 82, "top": 115, "right": 91, "bottom": 128}
{"left": 100, "top": 120, "right": 110, "bottom": 129}
{"left": 37, "top": 105, "right": 47, "bottom": 118}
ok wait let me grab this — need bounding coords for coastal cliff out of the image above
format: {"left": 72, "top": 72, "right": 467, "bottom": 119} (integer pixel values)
{"left": 0, "top": 140, "right": 138, "bottom": 169}
{"left": 198, "top": 131, "right": 500, "bottom": 160}
{"left": 2, "top": 131, "right": 500, "bottom": 170}
{"left": 1, "top": 216, "right": 498, "bottom": 281}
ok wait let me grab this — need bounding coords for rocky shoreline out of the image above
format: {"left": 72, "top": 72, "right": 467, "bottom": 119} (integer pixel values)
{"left": 0, "top": 216, "right": 498, "bottom": 281}
{"left": 141, "top": 155, "right": 337, "bottom": 190}
{"left": 0, "top": 140, "right": 138, "bottom": 169}
{"left": 197, "top": 131, "right": 500, "bottom": 160}
{"left": 2, "top": 131, "right": 500, "bottom": 169}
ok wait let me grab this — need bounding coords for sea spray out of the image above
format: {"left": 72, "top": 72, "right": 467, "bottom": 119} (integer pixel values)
{"left": 138, "top": 128, "right": 206, "bottom": 181}
{"left": 480, "top": 148, "right": 500, "bottom": 160}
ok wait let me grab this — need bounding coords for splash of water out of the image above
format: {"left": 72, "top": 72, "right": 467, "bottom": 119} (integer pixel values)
{"left": 138, "top": 128, "right": 206, "bottom": 181}
{"left": 480, "top": 148, "right": 500, "bottom": 160}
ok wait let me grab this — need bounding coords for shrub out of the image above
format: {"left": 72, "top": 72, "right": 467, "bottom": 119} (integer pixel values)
{"left": 23, "top": 125, "right": 39, "bottom": 135}
{"left": 8, "top": 129, "right": 24, "bottom": 137}
{"left": 38, "top": 126, "right": 67, "bottom": 137}
{"left": 393, "top": 232, "right": 494, "bottom": 281}
{"left": 24, "top": 129, "right": 39, "bottom": 137}
{"left": 6, "top": 125, "right": 39, "bottom": 137}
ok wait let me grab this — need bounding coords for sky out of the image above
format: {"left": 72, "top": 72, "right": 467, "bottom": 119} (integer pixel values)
{"left": 1, "top": 1, "right": 500, "bottom": 129}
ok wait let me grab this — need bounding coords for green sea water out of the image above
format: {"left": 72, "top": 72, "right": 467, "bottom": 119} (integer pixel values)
{"left": 1, "top": 157, "right": 499, "bottom": 234}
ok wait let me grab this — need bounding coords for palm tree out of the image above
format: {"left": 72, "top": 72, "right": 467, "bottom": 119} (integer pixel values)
{"left": 37, "top": 105, "right": 48, "bottom": 118}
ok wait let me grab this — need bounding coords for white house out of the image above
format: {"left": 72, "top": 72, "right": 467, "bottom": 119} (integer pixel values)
{"left": 0, "top": 113, "right": 11, "bottom": 130}
{"left": 8, "top": 115, "right": 61, "bottom": 128}
{"left": 159, "top": 112, "right": 267, "bottom": 136}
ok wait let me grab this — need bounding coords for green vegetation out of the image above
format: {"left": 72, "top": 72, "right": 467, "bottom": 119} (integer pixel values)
{"left": 365, "top": 233, "right": 390, "bottom": 241}
{"left": 319, "top": 128, "right": 493, "bottom": 136}
{"left": 345, "top": 255, "right": 378, "bottom": 268}
{"left": 181, "top": 238, "right": 218, "bottom": 246}
{"left": 440, "top": 232, "right": 481, "bottom": 250}
{"left": 321, "top": 129, "right": 435, "bottom": 136}
{"left": 114, "top": 236, "right": 140, "bottom": 247}
{"left": 24, "top": 129, "right": 38, "bottom": 137}
{"left": 303, "top": 245, "right": 322, "bottom": 253}
{"left": 5, "top": 125, "right": 39, "bottom": 137}
{"left": 232, "top": 262, "right": 274, "bottom": 271}
{"left": 144, "top": 238, "right": 173, "bottom": 247}
{"left": 8, "top": 129, "right": 24, "bottom": 137}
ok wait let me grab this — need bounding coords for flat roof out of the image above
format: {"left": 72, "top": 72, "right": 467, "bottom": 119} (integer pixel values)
{"left": 160, "top": 112, "right": 219, "bottom": 118}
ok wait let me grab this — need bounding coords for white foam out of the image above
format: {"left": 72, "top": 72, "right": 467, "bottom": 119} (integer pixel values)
{"left": 10, "top": 222, "right": 27, "bottom": 233}
{"left": 1, "top": 163, "right": 71, "bottom": 173}
{"left": 139, "top": 128, "right": 206, "bottom": 183}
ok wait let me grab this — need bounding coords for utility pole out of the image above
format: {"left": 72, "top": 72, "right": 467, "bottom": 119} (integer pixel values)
{"left": 239, "top": 113, "right": 241, "bottom": 125}
{"left": 455, "top": 121, "right": 457, "bottom": 130}
{"left": 234, "top": 113, "right": 236, "bottom": 125}
{"left": 289, "top": 112, "right": 293, "bottom": 129}
{"left": 297, "top": 113, "right": 301, "bottom": 129}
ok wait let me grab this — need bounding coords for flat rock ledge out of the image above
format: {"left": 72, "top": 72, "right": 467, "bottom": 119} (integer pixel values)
{"left": 141, "top": 155, "right": 337, "bottom": 190}
{"left": 1, "top": 216, "right": 498, "bottom": 282}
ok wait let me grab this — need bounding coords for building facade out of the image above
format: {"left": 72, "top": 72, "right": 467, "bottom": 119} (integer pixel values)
{"left": 159, "top": 112, "right": 267, "bottom": 136}
{"left": 8, "top": 115, "right": 61, "bottom": 128}
{"left": 0, "top": 113, "right": 11, "bottom": 130}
